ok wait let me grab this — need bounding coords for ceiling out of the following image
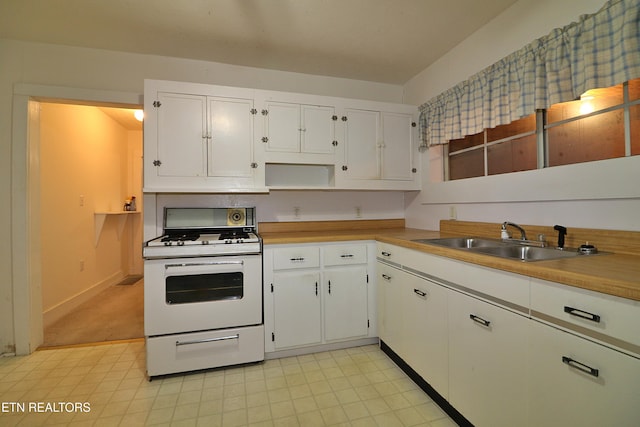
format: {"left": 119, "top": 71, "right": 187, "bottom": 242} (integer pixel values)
{"left": 99, "top": 107, "right": 143, "bottom": 131}
{"left": 0, "top": 0, "right": 518, "bottom": 85}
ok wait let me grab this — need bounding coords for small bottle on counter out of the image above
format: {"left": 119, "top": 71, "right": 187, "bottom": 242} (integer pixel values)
{"left": 130, "top": 196, "right": 137, "bottom": 211}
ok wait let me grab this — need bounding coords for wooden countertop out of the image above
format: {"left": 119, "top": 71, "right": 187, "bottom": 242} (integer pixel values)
{"left": 260, "top": 221, "right": 640, "bottom": 302}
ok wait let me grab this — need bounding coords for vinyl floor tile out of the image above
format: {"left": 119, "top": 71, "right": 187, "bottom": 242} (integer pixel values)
{"left": 0, "top": 341, "right": 457, "bottom": 426}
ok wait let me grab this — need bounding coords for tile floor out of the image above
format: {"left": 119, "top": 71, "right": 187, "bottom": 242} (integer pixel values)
{"left": 0, "top": 341, "right": 457, "bottom": 426}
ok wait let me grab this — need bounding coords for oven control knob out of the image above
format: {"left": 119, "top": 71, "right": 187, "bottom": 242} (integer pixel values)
{"left": 225, "top": 239, "right": 232, "bottom": 244}
{"left": 202, "top": 240, "right": 209, "bottom": 245}
{"left": 164, "top": 241, "right": 171, "bottom": 246}
{"left": 177, "top": 240, "right": 184, "bottom": 246}
{"left": 237, "top": 239, "right": 244, "bottom": 243}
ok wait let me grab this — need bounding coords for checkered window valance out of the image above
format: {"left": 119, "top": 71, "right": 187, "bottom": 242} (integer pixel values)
{"left": 418, "top": 0, "right": 640, "bottom": 146}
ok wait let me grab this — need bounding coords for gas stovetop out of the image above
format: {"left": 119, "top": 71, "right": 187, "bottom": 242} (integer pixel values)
{"left": 147, "top": 231, "right": 260, "bottom": 247}
{"left": 143, "top": 207, "right": 261, "bottom": 259}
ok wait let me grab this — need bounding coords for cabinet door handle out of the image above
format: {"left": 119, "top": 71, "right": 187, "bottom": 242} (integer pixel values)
{"left": 469, "top": 314, "right": 491, "bottom": 327}
{"left": 290, "top": 257, "right": 305, "bottom": 262}
{"left": 562, "top": 356, "right": 599, "bottom": 378}
{"left": 328, "top": 280, "right": 331, "bottom": 294}
{"left": 340, "top": 254, "right": 354, "bottom": 258}
{"left": 381, "top": 274, "right": 392, "bottom": 281}
{"left": 413, "top": 289, "right": 427, "bottom": 298}
{"left": 381, "top": 251, "right": 391, "bottom": 257}
{"left": 315, "top": 282, "right": 318, "bottom": 296}
{"left": 564, "top": 306, "right": 601, "bottom": 323}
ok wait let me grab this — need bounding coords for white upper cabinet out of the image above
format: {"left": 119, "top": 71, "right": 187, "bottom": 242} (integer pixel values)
{"left": 338, "top": 106, "right": 419, "bottom": 190}
{"left": 144, "top": 80, "right": 420, "bottom": 192}
{"left": 263, "top": 101, "right": 336, "bottom": 156}
{"left": 144, "top": 80, "right": 265, "bottom": 193}
{"left": 155, "top": 92, "right": 207, "bottom": 178}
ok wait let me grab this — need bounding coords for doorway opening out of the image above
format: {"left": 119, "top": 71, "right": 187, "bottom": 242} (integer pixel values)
{"left": 37, "top": 101, "right": 144, "bottom": 348}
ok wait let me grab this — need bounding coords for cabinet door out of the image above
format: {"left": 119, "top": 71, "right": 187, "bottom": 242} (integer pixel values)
{"left": 528, "top": 320, "right": 640, "bottom": 427}
{"left": 301, "top": 105, "right": 335, "bottom": 154}
{"left": 381, "top": 112, "right": 413, "bottom": 180}
{"left": 264, "top": 102, "right": 300, "bottom": 152}
{"left": 344, "top": 109, "right": 380, "bottom": 180}
{"left": 377, "top": 262, "right": 406, "bottom": 356}
{"left": 448, "top": 291, "right": 529, "bottom": 427}
{"left": 403, "top": 271, "right": 449, "bottom": 398}
{"left": 272, "top": 271, "right": 322, "bottom": 349}
{"left": 324, "top": 267, "right": 368, "bottom": 342}
{"left": 156, "top": 92, "right": 207, "bottom": 177}
{"left": 208, "top": 97, "right": 254, "bottom": 178}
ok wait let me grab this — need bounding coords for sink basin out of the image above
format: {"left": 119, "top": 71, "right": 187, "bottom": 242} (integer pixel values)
{"left": 412, "top": 236, "right": 592, "bottom": 262}
{"left": 472, "top": 245, "right": 580, "bottom": 261}
{"left": 412, "top": 237, "right": 505, "bottom": 249}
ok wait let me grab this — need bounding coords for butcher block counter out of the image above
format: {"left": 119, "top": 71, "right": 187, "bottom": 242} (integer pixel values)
{"left": 259, "top": 219, "right": 640, "bottom": 302}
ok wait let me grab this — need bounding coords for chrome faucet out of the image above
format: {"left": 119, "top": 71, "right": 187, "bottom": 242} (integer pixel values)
{"left": 502, "top": 221, "right": 527, "bottom": 241}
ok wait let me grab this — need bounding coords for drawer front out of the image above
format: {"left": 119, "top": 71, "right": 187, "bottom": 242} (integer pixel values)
{"left": 323, "top": 244, "right": 367, "bottom": 266}
{"left": 272, "top": 246, "right": 320, "bottom": 270}
{"left": 531, "top": 278, "right": 640, "bottom": 354}
{"left": 146, "top": 325, "right": 264, "bottom": 377}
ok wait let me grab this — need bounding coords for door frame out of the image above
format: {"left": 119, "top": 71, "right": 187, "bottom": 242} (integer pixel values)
{"left": 11, "top": 83, "right": 141, "bottom": 354}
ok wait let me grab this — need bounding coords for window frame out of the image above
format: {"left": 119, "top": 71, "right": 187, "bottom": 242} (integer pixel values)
{"left": 444, "top": 80, "right": 639, "bottom": 181}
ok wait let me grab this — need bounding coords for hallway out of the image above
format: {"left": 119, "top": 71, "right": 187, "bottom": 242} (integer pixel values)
{"left": 42, "top": 278, "right": 144, "bottom": 348}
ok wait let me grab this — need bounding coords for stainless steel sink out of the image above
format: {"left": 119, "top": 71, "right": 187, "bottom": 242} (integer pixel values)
{"left": 412, "top": 237, "right": 505, "bottom": 249}
{"left": 471, "top": 245, "right": 581, "bottom": 261}
{"left": 412, "top": 236, "right": 588, "bottom": 262}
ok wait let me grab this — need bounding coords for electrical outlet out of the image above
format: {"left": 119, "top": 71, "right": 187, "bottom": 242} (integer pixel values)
{"left": 294, "top": 207, "right": 301, "bottom": 219}
{"left": 355, "top": 206, "right": 362, "bottom": 218}
{"left": 449, "top": 206, "right": 457, "bottom": 220}
{"left": 79, "top": 260, "right": 85, "bottom": 271}
{"left": 79, "top": 195, "right": 84, "bottom": 207}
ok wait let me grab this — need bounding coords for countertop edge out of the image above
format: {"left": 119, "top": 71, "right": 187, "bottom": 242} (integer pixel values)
{"left": 262, "top": 228, "right": 640, "bottom": 302}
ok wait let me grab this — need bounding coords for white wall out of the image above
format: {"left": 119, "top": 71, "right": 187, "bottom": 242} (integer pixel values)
{"left": 1, "top": 38, "right": 406, "bottom": 353}
{"left": 403, "top": 0, "right": 640, "bottom": 232}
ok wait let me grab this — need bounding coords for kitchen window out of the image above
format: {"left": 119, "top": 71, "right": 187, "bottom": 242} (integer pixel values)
{"left": 446, "top": 78, "right": 640, "bottom": 181}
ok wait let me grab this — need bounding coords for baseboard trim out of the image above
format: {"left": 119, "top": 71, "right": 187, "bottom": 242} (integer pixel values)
{"left": 380, "top": 340, "right": 473, "bottom": 427}
{"left": 42, "top": 270, "right": 125, "bottom": 328}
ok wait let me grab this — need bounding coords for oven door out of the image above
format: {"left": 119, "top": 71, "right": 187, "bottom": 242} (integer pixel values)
{"left": 144, "top": 255, "right": 262, "bottom": 336}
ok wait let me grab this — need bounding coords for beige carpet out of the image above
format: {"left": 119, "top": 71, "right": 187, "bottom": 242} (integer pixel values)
{"left": 42, "top": 277, "right": 144, "bottom": 348}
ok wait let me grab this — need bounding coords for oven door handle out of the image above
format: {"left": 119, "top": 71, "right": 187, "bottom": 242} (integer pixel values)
{"left": 175, "top": 334, "right": 240, "bottom": 347}
{"left": 165, "top": 260, "right": 244, "bottom": 269}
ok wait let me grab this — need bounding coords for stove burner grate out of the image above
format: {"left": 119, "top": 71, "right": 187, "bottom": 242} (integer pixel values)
{"left": 161, "top": 233, "right": 200, "bottom": 242}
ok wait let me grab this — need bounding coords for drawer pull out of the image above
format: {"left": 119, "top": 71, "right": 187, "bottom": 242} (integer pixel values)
{"left": 176, "top": 334, "right": 239, "bottom": 347}
{"left": 381, "top": 274, "right": 392, "bottom": 281}
{"left": 470, "top": 314, "right": 491, "bottom": 327}
{"left": 381, "top": 251, "right": 391, "bottom": 257}
{"left": 340, "top": 254, "right": 354, "bottom": 258}
{"left": 562, "top": 356, "right": 599, "bottom": 378}
{"left": 564, "top": 306, "right": 601, "bottom": 323}
{"left": 413, "top": 289, "right": 427, "bottom": 298}
{"left": 290, "top": 257, "right": 306, "bottom": 262}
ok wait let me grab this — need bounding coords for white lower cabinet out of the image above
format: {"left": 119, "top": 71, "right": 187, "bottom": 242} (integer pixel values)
{"left": 528, "top": 319, "right": 640, "bottom": 427}
{"left": 324, "top": 266, "right": 369, "bottom": 341}
{"left": 265, "top": 242, "right": 375, "bottom": 353}
{"left": 378, "top": 243, "right": 639, "bottom": 427}
{"left": 398, "top": 268, "right": 449, "bottom": 397}
{"left": 448, "top": 290, "right": 529, "bottom": 427}
{"left": 377, "top": 262, "right": 406, "bottom": 355}
{"left": 272, "top": 271, "right": 322, "bottom": 349}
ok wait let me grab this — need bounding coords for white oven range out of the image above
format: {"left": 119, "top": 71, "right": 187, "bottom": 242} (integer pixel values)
{"left": 143, "top": 207, "right": 264, "bottom": 378}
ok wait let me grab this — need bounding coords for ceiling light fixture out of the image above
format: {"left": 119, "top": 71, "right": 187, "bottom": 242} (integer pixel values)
{"left": 134, "top": 109, "right": 144, "bottom": 121}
